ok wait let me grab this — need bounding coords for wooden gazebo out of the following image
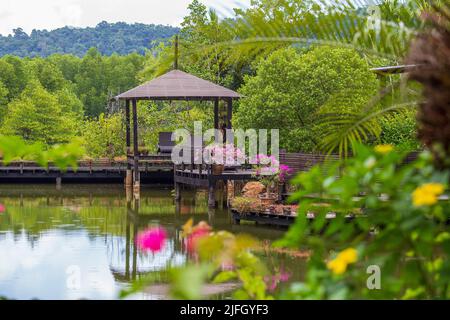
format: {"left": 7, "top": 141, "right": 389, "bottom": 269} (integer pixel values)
{"left": 115, "top": 69, "right": 241, "bottom": 193}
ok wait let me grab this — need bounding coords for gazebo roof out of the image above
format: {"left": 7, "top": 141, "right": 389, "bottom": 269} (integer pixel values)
{"left": 115, "top": 70, "right": 241, "bottom": 101}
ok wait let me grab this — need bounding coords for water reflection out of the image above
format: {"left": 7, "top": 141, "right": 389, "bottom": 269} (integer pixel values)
{"left": 0, "top": 184, "right": 305, "bottom": 300}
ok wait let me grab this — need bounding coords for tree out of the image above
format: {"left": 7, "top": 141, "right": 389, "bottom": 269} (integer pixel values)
{"left": 81, "top": 113, "right": 125, "bottom": 159}
{"left": 1, "top": 80, "right": 77, "bottom": 145}
{"left": 407, "top": 0, "right": 450, "bottom": 169}
{"left": 0, "top": 56, "right": 29, "bottom": 101}
{"left": 27, "top": 58, "right": 67, "bottom": 92}
{"left": 47, "top": 54, "right": 81, "bottom": 83}
{"left": 56, "top": 87, "right": 84, "bottom": 115}
{"left": 75, "top": 48, "right": 107, "bottom": 117}
{"left": 141, "top": 0, "right": 247, "bottom": 89}
{"left": 0, "top": 82, "right": 8, "bottom": 123}
{"left": 235, "top": 47, "right": 379, "bottom": 152}
{"left": 380, "top": 111, "right": 421, "bottom": 151}
{"left": 180, "top": 0, "right": 209, "bottom": 43}
{"left": 75, "top": 48, "right": 145, "bottom": 117}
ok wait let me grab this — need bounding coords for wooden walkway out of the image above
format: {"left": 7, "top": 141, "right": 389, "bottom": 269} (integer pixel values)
{"left": 0, "top": 158, "right": 173, "bottom": 183}
{"left": 174, "top": 168, "right": 255, "bottom": 188}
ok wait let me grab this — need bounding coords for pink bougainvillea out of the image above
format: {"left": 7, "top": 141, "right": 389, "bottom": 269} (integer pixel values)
{"left": 0, "top": 203, "right": 5, "bottom": 213}
{"left": 279, "top": 164, "right": 293, "bottom": 182}
{"left": 185, "top": 222, "right": 211, "bottom": 253}
{"left": 136, "top": 227, "right": 167, "bottom": 253}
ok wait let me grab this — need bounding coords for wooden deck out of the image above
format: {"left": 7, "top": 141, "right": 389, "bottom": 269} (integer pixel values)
{"left": 174, "top": 168, "right": 255, "bottom": 187}
{"left": 0, "top": 158, "right": 173, "bottom": 183}
{"left": 231, "top": 210, "right": 357, "bottom": 227}
{"left": 231, "top": 209, "right": 296, "bottom": 226}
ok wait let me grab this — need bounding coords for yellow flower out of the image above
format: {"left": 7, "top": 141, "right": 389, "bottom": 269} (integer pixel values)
{"left": 374, "top": 144, "right": 394, "bottom": 154}
{"left": 327, "top": 248, "right": 358, "bottom": 275}
{"left": 412, "top": 183, "right": 445, "bottom": 207}
{"left": 338, "top": 248, "right": 358, "bottom": 264}
{"left": 422, "top": 183, "right": 445, "bottom": 195}
{"left": 327, "top": 259, "right": 347, "bottom": 275}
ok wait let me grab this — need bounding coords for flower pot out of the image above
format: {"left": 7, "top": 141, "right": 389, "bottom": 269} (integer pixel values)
{"left": 212, "top": 164, "right": 225, "bottom": 175}
{"left": 259, "top": 193, "right": 277, "bottom": 206}
{"left": 283, "top": 207, "right": 292, "bottom": 216}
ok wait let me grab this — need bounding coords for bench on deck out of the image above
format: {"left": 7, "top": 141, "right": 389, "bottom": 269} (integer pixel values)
{"left": 157, "top": 132, "right": 175, "bottom": 155}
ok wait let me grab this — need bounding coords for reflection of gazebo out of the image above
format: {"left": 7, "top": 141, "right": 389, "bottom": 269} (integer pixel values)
{"left": 114, "top": 69, "right": 241, "bottom": 193}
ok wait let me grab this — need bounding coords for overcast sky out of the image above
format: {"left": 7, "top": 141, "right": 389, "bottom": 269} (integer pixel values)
{"left": 0, "top": 0, "right": 251, "bottom": 36}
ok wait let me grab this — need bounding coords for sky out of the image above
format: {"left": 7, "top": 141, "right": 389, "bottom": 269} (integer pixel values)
{"left": 0, "top": 0, "right": 251, "bottom": 36}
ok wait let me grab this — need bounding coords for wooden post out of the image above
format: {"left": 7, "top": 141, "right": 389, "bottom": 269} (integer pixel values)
{"left": 126, "top": 99, "right": 131, "bottom": 156}
{"left": 227, "top": 180, "right": 235, "bottom": 208}
{"left": 132, "top": 222, "right": 138, "bottom": 280}
{"left": 174, "top": 35, "right": 179, "bottom": 70}
{"left": 226, "top": 98, "right": 233, "bottom": 143}
{"left": 214, "top": 98, "right": 219, "bottom": 142}
{"left": 175, "top": 182, "right": 181, "bottom": 201}
{"left": 219, "top": 181, "right": 227, "bottom": 210}
{"left": 125, "top": 207, "right": 130, "bottom": 280}
{"left": 208, "top": 207, "right": 215, "bottom": 225}
{"left": 125, "top": 99, "right": 133, "bottom": 188}
{"left": 126, "top": 186, "right": 132, "bottom": 202}
{"left": 132, "top": 99, "right": 140, "bottom": 196}
{"left": 56, "top": 176, "right": 62, "bottom": 190}
{"left": 175, "top": 199, "right": 181, "bottom": 216}
{"left": 208, "top": 180, "right": 216, "bottom": 207}
{"left": 227, "top": 98, "right": 233, "bottom": 130}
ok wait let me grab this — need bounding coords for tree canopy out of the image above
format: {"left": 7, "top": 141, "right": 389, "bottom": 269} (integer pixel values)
{"left": 1, "top": 80, "right": 80, "bottom": 145}
{"left": 235, "top": 47, "right": 380, "bottom": 152}
{"left": 0, "top": 22, "right": 179, "bottom": 57}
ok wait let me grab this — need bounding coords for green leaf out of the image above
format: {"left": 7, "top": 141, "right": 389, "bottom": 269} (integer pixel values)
{"left": 213, "top": 271, "right": 237, "bottom": 284}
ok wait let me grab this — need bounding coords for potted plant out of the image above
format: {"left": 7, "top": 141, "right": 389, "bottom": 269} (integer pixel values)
{"left": 231, "top": 196, "right": 263, "bottom": 214}
{"left": 253, "top": 154, "right": 292, "bottom": 206}
{"left": 223, "top": 143, "right": 246, "bottom": 172}
{"left": 204, "top": 143, "right": 246, "bottom": 175}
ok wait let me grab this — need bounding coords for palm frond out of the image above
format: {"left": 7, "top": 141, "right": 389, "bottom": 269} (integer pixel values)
{"left": 318, "top": 101, "right": 419, "bottom": 156}
{"left": 177, "top": 1, "right": 424, "bottom": 69}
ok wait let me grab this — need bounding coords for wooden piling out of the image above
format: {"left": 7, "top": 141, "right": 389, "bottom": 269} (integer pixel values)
{"left": 56, "top": 177, "right": 62, "bottom": 190}
{"left": 208, "top": 181, "right": 216, "bottom": 207}
{"left": 125, "top": 169, "right": 133, "bottom": 188}
{"left": 175, "top": 182, "right": 181, "bottom": 201}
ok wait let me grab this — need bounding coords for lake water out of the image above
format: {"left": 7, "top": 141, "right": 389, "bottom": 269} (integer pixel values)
{"left": 0, "top": 184, "right": 306, "bottom": 300}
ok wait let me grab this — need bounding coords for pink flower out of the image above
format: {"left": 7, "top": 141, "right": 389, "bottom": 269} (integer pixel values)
{"left": 264, "top": 269, "right": 292, "bottom": 292}
{"left": 185, "top": 223, "right": 211, "bottom": 253}
{"left": 136, "top": 227, "right": 167, "bottom": 253}
{"left": 0, "top": 203, "right": 5, "bottom": 213}
{"left": 279, "top": 164, "right": 293, "bottom": 182}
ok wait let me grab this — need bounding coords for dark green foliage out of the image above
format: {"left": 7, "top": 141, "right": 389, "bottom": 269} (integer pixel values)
{"left": 380, "top": 111, "right": 421, "bottom": 151}
{"left": 0, "top": 49, "right": 145, "bottom": 121}
{"left": 235, "top": 47, "right": 380, "bottom": 152}
{"left": 0, "top": 22, "right": 179, "bottom": 57}
{"left": 74, "top": 48, "right": 145, "bottom": 116}
{"left": 278, "top": 145, "right": 449, "bottom": 299}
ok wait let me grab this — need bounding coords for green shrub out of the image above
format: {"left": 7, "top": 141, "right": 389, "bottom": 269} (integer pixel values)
{"left": 231, "top": 197, "right": 263, "bottom": 214}
{"left": 380, "top": 111, "right": 421, "bottom": 152}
